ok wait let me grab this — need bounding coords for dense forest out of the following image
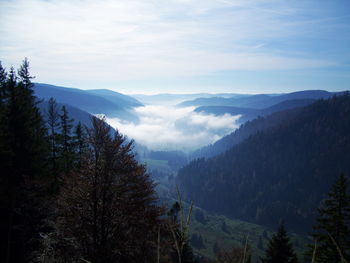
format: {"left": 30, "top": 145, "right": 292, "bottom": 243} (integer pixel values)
{"left": 190, "top": 106, "right": 304, "bottom": 160}
{"left": 179, "top": 94, "right": 350, "bottom": 232}
{"left": 1, "top": 59, "right": 349, "bottom": 263}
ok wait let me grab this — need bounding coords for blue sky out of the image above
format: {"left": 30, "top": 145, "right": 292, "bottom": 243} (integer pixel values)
{"left": 0, "top": 0, "right": 349, "bottom": 94}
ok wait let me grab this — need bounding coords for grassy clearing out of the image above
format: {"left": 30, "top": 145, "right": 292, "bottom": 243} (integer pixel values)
{"left": 189, "top": 208, "right": 310, "bottom": 261}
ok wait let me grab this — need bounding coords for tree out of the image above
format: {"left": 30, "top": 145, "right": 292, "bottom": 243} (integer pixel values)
{"left": 305, "top": 174, "right": 350, "bottom": 262}
{"left": 260, "top": 223, "right": 299, "bottom": 263}
{"left": 0, "top": 59, "right": 49, "bottom": 262}
{"left": 167, "top": 190, "right": 196, "bottom": 263}
{"left": 58, "top": 105, "right": 75, "bottom": 175}
{"left": 73, "top": 121, "right": 87, "bottom": 167}
{"left": 53, "top": 117, "right": 163, "bottom": 262}
{"left": 46, "top": 98, "right": 60, "bottom": 186}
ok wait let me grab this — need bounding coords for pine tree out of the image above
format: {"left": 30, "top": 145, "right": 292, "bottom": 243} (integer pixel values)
{"left": 260, "top": 223, "right": 299, "bottom": 263}
{"left": 305, "top": 174, "right": 350, "bottom": 262}
{"left": 58, "top": 105, "right": 74, "bottom": 175}
{"left": 0, "top": 59, "right": 48, "bottom": 262}
{"left": 46, "top": 97, "right": 60, "bottom": 185}
{"left": 73, "top": 121, "right": 87, "bottom": 167}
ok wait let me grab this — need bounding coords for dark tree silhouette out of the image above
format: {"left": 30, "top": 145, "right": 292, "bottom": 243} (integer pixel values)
{"left": 0, "top": 59, "right": 48, "bottom": 262}
{"left": 260, "top": 223, "right": 298, "bottom": 263}
{"left": 305, "top": 174, "right": 350, "bottom": 262}
{"left": 54, "top": 117, "right": 163, "bottom": 262}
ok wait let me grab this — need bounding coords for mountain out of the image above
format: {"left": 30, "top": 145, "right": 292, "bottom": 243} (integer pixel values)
{"left": 178, "top": 90, "right": 340, "bottom": 109}
{"left": 178, "top": 94, "right": 350, "bottom": 232}
{"left": 190, "top": 106, "right": 303, "bottom": 160}
{"left": 86, "top": 89, "right": 143, "bottom": 107}
{"left": 34, "top": 83, "right": 140, "bottom": 122}
{"left": 195, "top": 99, "right": 315, "bottom": 125}
{"left": 38, "top": 100, "right": 94, "bottom": 129}
{"left": 132, "top": 93, "right": 246, "bottom": 105}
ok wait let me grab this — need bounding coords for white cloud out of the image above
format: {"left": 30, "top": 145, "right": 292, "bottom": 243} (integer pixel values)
{"left": 105, "top": 105, "right": 240, "bottom": 151}
{"left": 0, "top": 0, "right": 336, "bottom": 87}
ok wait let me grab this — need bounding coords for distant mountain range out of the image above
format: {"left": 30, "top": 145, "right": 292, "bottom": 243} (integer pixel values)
{"left": 178, "top": 90, "right": 343, "bottom": 109}
{"left": 178, "top": 94, "right": 350, "bottom": 232}
{"left": 34, "top": 83, "right": 142, "bottom": 122}
{"left": 131, "top": 93, "right": 246, "bottom": 105}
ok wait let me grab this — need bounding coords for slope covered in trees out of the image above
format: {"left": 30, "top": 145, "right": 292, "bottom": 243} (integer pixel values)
{"left": 178, "top": 90, "right": 341, "bottom": 108}
{"left": 178, "top": 94, "right": 350, "bottom": 232}
{"left": 190, "top": 106, "right": 304, "bottom": 160}
{"left": 194, "top": 99, "right": 315, "bottom": 125}
{"left": 34, "top": 83, "right": 140, "bottom": 122}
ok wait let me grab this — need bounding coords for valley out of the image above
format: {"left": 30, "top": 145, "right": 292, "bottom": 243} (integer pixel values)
{"left": 31, "top": 82, "right": 350, "bottom": 260}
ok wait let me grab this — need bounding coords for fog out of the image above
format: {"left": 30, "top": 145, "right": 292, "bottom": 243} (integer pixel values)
{"left": 105, "top": 105, "right": 240, "bottom": 151}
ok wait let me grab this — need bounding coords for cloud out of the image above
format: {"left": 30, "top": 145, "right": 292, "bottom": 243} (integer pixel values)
{"left": 0, "top": 0, "right": 339, "bottom": 88}
{"left": 104, "top": 105, "right": 240, "bottom": 151}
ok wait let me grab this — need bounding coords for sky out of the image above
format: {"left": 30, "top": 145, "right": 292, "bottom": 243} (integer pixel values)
{"left": 0, "top": 0, "right": 349, "bottom": 94}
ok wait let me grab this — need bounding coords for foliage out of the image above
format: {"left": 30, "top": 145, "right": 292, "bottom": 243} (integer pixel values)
{"left": 260, "top": 223, "right": 299, "bottom": 263}
{"left": 305, "top": 174, "right": 350, "bottom": 262}
{"left": 50, "top": 117, "right": 163, "bottom": 262}
{"left": 0, "top": 59, "right": 49, "bottom": 261}
{"left": 178, "top": 94, "right": 350, "bottom": 232}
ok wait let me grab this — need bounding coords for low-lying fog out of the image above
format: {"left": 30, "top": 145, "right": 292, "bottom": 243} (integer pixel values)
{"left": 105, "top": 105, "right": 240, "bottom": 151}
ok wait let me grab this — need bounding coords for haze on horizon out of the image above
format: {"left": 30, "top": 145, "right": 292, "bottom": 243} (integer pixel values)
{"left": 0, "top": 0, "right": 349, "bottom": 95}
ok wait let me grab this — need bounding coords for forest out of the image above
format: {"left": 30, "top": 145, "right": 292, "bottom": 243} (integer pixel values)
{"left": 0, "top": 59, "right": 349, "bottom": 263}
{"left": 178, "top": 94, "right": 350, "bottom": 232}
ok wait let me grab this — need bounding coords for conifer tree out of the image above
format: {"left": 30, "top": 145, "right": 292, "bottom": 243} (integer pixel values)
{"left": 73, "top": 121, "right": 87, "bottom": 167}
{"left": 0, "top": 59, "right": 48, "bottom": 262}
{"left": 59, "top": 105, "right": 74, "bottom": 175}
{"left": 260, "top": 223, "right": 299, "bottom": 263}
{"left": 305, "top": 174, "right": 350, "bottom": 262}
{"left": 46, "top": 98, "right": 60, "bottom": 184}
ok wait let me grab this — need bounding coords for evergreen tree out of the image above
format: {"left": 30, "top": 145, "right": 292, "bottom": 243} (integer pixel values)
{"left": 0, "top": 59, "right": 48, "bottom": 262}
{"left": 260, "top": 223, "right": 299, "bottom": 263}
{"left": 305, "top": 174, "right": 350, "bottom": 262}
{"left": 73, "top": 121, "right": 87, "bottom": 167}
{"left": 58, "top": 105, "right": 74, "bottom": 175}
{"left": 46, "top": 98, "right": 60, "bottom": 185}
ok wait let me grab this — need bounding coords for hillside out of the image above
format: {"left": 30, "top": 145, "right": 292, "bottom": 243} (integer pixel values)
{"left": 179, "top": 90, "right": 339, "bottom": 109}
{"left": 194, "top": 99, "right": 314, "bottom": 125}
{"left": 86, "top": 89, "right": 143, "bottom": 107}
{"left": 190, "top": 106, "right": 303, "bottom": 160}
{"left": 178, "top": 94, "right": 350, "bottom": 232}
{"left": 38, "top": 100, "right": 93, "bottom": 128}
{"left": 34, "top": 83, "right": 140, "bottom": 122}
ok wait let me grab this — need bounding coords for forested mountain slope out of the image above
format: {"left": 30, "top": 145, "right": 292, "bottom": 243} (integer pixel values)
{"left": 86, "top": 89, "right": 143, "bottom": 107}
{"left": 179, "top": 90, "right": 339, "bottom": 109}
{"left": 190, "top": 105, "right": 304, "bottom": 160}
{"left": 34, "top": 83, "right": 139, "bottom": 122}
{"left": 194, "top": 99, "right": 314, "bottom": 125}
{"left": 38, "top": 100, "right": 93, "bottom": 128}
{"left": 178, "top": 94, "right": 350, "bottom": 232}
